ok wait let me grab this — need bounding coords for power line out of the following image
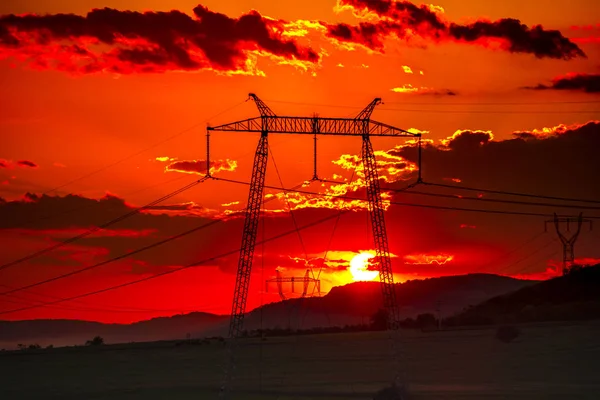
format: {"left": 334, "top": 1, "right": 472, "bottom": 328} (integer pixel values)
{"left": 396, "top": 188, "right": 600, "bottom": 210}
{"left": 384, "top": 100, "right": 600, "bottom": 106}
{"left": 0, "top": 217, "right": 220, "bottom": 297}
{"left": 41, "top": 100, "right": 246, "bottom": 195}
{"left": 0, "top": 177, "right": 208, "bottom": 273}
{"left": 0, "top": 291, "right": 215, "bottom": 315}
{"left": 378, "top": 107, "right": 599, "bottom": 115}
{"left": 0, "top": 209, "right": 350, "bottom": 316}
{"left": 268, "top": 145, "right": 309, "bottom": 262}
{"left": 265, "top": 98, "right": 600, "bottom": 114}
{"left": 477, "top": 231, "right": 547, "bottom": 274}
{"left": 4, "top": 175, "right": 597, "bottom": 310}
{"left": 423, "top": 181, "right": 600, "bottom": 205}
{"left": 0, "top": 178, "right": 307, "bottom": 298}
{"left": 211, "top": 177, "right": 600, "bottom": 220}
{"left": 15, "top": 175, "right": 191, "bottom": 229}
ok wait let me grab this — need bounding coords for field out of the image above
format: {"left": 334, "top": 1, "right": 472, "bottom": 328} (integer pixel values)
{"left": 1, "top": 321, "right": 599, "bottom": 400}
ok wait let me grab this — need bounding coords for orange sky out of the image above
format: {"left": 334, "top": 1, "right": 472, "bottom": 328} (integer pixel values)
{"left": 1, "top": 0, "right": 599, "bottom": 323}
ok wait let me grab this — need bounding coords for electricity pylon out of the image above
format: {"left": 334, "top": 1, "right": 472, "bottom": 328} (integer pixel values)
{"left": 546, "top": 213, "right": 593, "bottom": 275}
{"left": 266, "top": 269, "right": 321, "bottom": 301}
{"left": 209, "top": 93, "right": 420, "bottom": 397}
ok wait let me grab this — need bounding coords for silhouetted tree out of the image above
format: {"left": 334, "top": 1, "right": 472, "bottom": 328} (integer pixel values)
{"left": 85, "top": 336, "right": 104, "bottom": 346}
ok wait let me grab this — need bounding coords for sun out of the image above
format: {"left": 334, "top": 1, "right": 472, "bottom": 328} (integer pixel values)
{"left": 349, "top": 252, "right": 379, "bottom": 282}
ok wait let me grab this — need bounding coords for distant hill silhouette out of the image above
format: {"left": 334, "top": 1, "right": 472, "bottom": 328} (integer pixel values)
{"left": 0, "top": 312, "right": 227, "bottom": 350}
{"left": 0, "top": 273, "right": 535, "bottom": 349}
{"left": 446, "top": 265, "right": 600, "bottom": 326}
{"left": 242, "top": 273, "right": 534, "bottom": 331}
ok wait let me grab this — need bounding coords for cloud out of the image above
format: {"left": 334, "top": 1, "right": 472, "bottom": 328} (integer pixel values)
{"left": 16, "top": 160, "right": 38, "bottom": 168}
{"left": 324, "top": 0, "right": 585, "bottom": 59}
{"left": 525, "top": 73, "right": 600, "bottom": 93}
{"left": 0, "top": 5, "right": 320, "bottom": 75}
{"left": 164, "top": 159, "right": 237, "bottom": 175}
{"left": 0, "top": 159, "right": 38, "bottom": 168}
{"left": 391, "top": 84, "right": 456, "bottom": 95}
{"left": 404, "top": 254, "right": 454, "bottom": 265}
{"left": 388, "top": 120, "right": 600, "bottom": 200}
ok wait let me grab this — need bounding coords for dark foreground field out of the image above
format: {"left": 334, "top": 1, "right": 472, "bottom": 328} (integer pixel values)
{"left": 1, "top": 321, "right": 599, "bottom": 400}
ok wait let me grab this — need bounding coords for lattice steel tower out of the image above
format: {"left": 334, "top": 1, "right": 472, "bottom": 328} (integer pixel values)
{"left": 209, "top": 94, "right": 420, "bottom": 397}
{"left": 546, "top": 213, "right": 593, "bottom": 275}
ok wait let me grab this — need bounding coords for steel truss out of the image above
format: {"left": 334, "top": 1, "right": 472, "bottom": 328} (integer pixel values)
{"left": 210, "top": 93, "right": 420, "bottom": 397}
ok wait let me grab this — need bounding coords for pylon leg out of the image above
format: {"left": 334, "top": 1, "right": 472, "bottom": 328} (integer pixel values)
{"left": 221, "top": 132, "right": 268, "bottom": 399}
{"left": 361, "top": 136, "right": 401, "bottom": 329}
{"left": 228, "top": 132, "right": 269, "bottom": 338}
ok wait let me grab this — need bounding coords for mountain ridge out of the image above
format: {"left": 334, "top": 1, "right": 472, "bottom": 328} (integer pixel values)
{"left": 0, "top": 273, "right": 535, "bottom": 349}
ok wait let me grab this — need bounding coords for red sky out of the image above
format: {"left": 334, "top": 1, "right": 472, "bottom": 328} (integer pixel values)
{"left": 1, "top": 0, "right": 599, "bottom": 323}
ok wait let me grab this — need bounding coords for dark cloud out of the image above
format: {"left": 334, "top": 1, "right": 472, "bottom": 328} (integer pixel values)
{"left": 526, "top": 73, "right": 600, "bottom": 93}
{"left": 388, "top": 121, "right": 600, "bottom": 201}
{"left": 0, "top": 5, "right": 319, "bottom": 74}
{"left": 16, "top": 160, "right": 38, "bottom": 168}
{"left": 165, "top": 159, "right": 236, "bottom": 175}
{"left": 326, "top": 0, "right": 585, "bottom": 59}
{"left": 447, "top": 19, "right": 585, "bottom": 60}
{"left": 0, "top": 159, "right": 9, "bottom": 168}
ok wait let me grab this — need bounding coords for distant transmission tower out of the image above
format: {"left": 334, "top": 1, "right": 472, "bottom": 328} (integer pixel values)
{"left": 545, "top": 213, "right": 592, "bottom": 275}
{"left": 265, "top": 269, "right": 321, "bottom": 301}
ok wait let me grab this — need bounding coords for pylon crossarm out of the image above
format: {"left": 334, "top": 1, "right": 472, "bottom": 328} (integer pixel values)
{"left": 208, "top": 116, "right": 416, "bottom": 137}
{"left": 355, "top": 98, "right": 382, "bottom": 120}
{"left": 248, "top": 93, "right": 276, "bottom": 117}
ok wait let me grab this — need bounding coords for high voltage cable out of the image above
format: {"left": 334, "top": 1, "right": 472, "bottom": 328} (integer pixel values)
{"left": 42, "top": 100, "right": 246, "bottom": 195}
{"left": 0, "top": 177, "right": 208, "bottom": 273}
{"left": 268, "top": 99, "right": 600, "bottom": 107}
{"left": 265, "top": 99, "right": 600, "bottom": 114}
{"left": 395, "top": 188, "right": 600, "bottom": 210}
{"left": 4, "top": 176, "right": 597, "bottom": 308}
{"left": 0, "top": 291, "right": 214, "bottom": 315}
{"left": 379, "top": 108, "right": 599, "bottom": 115}
{"left": 0, "top": 210, "right": 350, "bottom": 316}
{"left": 269, "top": 145, "right": 309, "bottom": 263}
{"left": 0, "top": 179, "right": 306, "bottom": 298}
{"left": 0, "top": 217, "right": 220, "bottom": 297}
{"left": 0, "top": 283, "right": 216, "bottom": 314}
{"left": 0, "top": 283, "right": 190, "bottom": 313}
{"left": 477, "top": 231, "right": 547, "bottom": 274}
{"left": 211, "top": 177, "right": 600, "bottom": 220}
{"left": 423, "top": 181, "right": 600, "bottom": 204}
{"left": 17, "top": 175, "right": 190, "bottom": 228}
{"left": 498, "top": 237, "right": 559, "bottom": 275}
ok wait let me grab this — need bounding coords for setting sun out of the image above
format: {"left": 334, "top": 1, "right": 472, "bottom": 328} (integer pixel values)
{"left": 349, "top": 253, "right": 379, "bottom": 282}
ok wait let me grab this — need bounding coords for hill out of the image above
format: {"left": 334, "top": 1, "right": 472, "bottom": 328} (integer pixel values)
{"left": 0, "top": 312, "right": 227, "bottom": 350}
{"left": 446, "top": 265, "right": 600, "bottom": 326}
{"left": 242, "top": 273, "right": 534, "bottom": 331}
{"left": 0, "top": 273, "right": 536, "bottom": 349}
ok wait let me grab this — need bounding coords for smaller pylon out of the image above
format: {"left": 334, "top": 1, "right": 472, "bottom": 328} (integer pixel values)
{"left": 265, "top": 269, "right": 321, "bottom": 301}
{"left": 545, "top": 213, "right": 593, "bottom": 275}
